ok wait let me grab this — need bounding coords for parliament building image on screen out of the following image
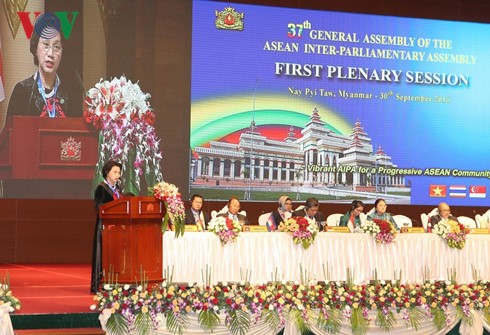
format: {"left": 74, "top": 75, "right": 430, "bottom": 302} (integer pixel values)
{"left": 190, "top": 1, "right": 490, "bottom": 206}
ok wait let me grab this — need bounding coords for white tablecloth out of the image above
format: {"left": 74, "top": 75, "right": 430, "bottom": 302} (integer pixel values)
{"left": 99, "top": 306, "right": 490, "bottom": 335}
{"left": 0, "top": 303, "right": 14, "bottom": 335}
{"left": 162, "top": 232, "right": 490, "bottom": 284}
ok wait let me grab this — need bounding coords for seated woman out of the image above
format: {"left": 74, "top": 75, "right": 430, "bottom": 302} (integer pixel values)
{"left": 339, "top": 200, "right": 364, "bottom": 232}
{"left": 367, "top": 198, "right": 399, "bottom": 230}
{"left": 268, "top": 195, "right": 293, "bottom": 231}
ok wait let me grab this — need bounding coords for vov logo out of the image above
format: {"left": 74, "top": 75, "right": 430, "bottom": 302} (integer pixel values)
{"left": 17, "top": 12, "right": 79, "bottom": 39}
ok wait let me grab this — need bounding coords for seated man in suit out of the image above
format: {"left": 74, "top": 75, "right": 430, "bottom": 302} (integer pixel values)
{"left": 216, "top": 196, "right": 249, "bottom": 225}
{"left": 185, "top": 194, "right": 211, "bottom": 231}
{"left": 292, "top": 197, "right": 325, "bottom": 228}
{"left": 429, "top": 202, "right": 459, "bottom": 229}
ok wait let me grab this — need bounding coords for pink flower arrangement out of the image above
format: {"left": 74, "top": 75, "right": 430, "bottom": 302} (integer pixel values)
{"left": 84, "top": 76, "right": 163, "bottom": 196}
{"left": 278, "top": 216, "right": 319, "bottom": 249}
{"left": 207, "top": 216, "right": 242, "bottom": 245}
{"left": 361, "top": 218, "right": 397, "bottom": 244}
{"left": 433, "top": 219, "right": 470, "bottom": 249}
{"left": 153, "top": 182, "right": 186, "bottom": 237}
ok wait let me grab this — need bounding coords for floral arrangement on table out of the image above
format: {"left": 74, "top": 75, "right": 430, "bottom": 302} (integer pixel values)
{"left": 278, "top": 216, "right": 319, "bottom": 250}
{"left": 361, "top": 218, "right": 397, "bottom": 244}
{"left": 92, "top": 278, "right": 490, "bottom": 335}
{"left": 152, "top": 181, "right": 186, "bottom": 237}
{"left": 207, "top": 216, "right": 242, "bottom": 245}
{"left": 432, "top": 219, "right": 470, "bottom": 249}
{"left": 84, "top": 75, "right": 163, "bottom": 196}
{"left": 0, "top": 274, "right": 21, "bottom": 313}
{"left": 91, "top": 283, "right": 159, "bottom": 335}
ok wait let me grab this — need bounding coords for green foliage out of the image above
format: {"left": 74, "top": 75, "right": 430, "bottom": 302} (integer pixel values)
{"left": 456, "top": 305, "right": 474, "bottom": 327}
{"left": 173, "top": 215, "right": 186, "bottom": 238}
{"left": 134, "top": 312, "right": 154, "bottom": 335}
{"left": 431, "top": 307, "right": 446, "bottom": 331}
{"left": 198, "top": 309, "right": 220, "bottom": 332}
{"left": 228, "top": 309, "right": 251, "bottom": 335}
{"left": 375, "top": 309, "right": 396, "bottom": 332}
{"left": 162, "top": 213, "right": 170, "bottom": 234}
{"left": 263, "top": 309, "right": 281, "bottom": 333}
{"left": 316, "top": 308, "right": 341, "bottom": 334}
{"left": 105, "top": 313, "right": 129, "bottom": 335}
{"left": 166, "top": 311, "right": 189, "bottom": 335}
{"left": 350, "top": 307, "right": 369, "bottom": 335}
{"left": 408, "top": 307, "right": 424, "bottom": 331}
{"left": 289, "top": 309, "right": 312, "bottom": 335}
{"left": 483, "top": 306, "right": 490, "bottom": 324}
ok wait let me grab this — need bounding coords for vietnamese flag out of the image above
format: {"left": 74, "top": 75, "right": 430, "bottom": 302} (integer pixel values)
{"left": 429, "top": 185, "right": 446, "bottom": 197}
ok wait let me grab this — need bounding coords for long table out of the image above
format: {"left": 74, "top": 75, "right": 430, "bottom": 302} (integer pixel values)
{"left": 162, "top": 232, "right": 490, "bottom": 284}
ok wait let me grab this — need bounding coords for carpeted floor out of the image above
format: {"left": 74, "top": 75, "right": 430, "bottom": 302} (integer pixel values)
{"left": 0, "top": 263, "right": 95, "bottom": 314}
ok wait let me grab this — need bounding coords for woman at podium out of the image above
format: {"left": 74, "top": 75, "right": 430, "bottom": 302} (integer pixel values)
{"left": 91, "top": 160, "right": 123, "bottom": 294}
{"left": 6, "top": 13, "right": 83, "bottom": 118}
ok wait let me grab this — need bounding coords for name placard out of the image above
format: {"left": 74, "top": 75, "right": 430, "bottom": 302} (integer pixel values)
{"left": 325, "top": 226, "right": 350, "bottom": 233}
{"left": 242, "top": 225, "right": 269, "bottom": 232}
{"left": 184, "top": 225, "right": 199, "bottom": 232}
{"left": 468, "top": 228, "right": 490, "bottom": 234}
{"left": 400, "top": 227, "right": 426, "bottom": 233}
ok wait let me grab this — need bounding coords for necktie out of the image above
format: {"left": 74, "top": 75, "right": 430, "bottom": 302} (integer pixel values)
{"left": 195, "top": 212, "right": 204, "bottom": 231}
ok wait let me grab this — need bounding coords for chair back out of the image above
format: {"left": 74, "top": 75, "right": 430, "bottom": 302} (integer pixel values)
{"left": 294, "top": 205, "right": 305, "bottom": 212}
{"left": 359, "top": 212, "right": 367, "bottom": 225}
{"left": 428, "top": 207, "right": 439, "bottom": 217}
{"left": 393, "top": 215, "right": 412, "bottom": 228}
{"left": 480, "top": 209, "right": 490, "bottom": 228}
{"left": 258, "top": 213, "right": 271, "bottom": 226}
{"left": 365, "top": 207, "right": 375, "bottom": 215}
{"left": 475, "top": 213, "right": 490, "bottom": 228}
{"left": 421, "top": 207, "right": 439, "bottom": 230}
{"left": 420, "top": 213, "right": 429, "bottom": 230}
{"left": 457, "top": 216, "right": 477, "bottom": 228}
{"left": 475, "top": 214, "right": 483, "bottom": 228}
{"left": 326, "top": 213, "right": 343, "bottom": 226}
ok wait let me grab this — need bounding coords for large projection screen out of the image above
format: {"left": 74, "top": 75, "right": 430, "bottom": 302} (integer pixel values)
{"left": 190, "top": 0, "right": 490, "bottom": 206}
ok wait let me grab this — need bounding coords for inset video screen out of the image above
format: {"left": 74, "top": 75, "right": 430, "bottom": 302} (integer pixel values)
{"left": 191, "top": 0, "right": 490, "bottom": 205}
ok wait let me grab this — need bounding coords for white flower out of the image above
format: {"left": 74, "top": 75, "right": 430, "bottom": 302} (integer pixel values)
{"left": 90, "top": 304, "right": 97, "bottom": 311}
{"left": 104, "top": 284, "right": 111, "bottom": 290}
{"left": 213, "top": 305, "right": 219, "bottom": 311}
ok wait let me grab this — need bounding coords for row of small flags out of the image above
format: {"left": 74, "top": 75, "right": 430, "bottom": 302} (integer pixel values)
{"left": 430, "top": 185, "right": 486, "bottom": 198}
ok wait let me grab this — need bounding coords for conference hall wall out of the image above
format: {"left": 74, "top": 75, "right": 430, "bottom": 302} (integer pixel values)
{"left": 0, "top": 0, "right": 489, "bottom": 262}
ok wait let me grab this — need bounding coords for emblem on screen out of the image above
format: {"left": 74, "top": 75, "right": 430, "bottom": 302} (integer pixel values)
{"left": 2, "top": 0, "right": 28, "bottom": 38}
{"left": 61, "top": 137, "right": 81, "bottom": 161}
{"left": 215, "top": 7, "right": 244, "bottom": 31}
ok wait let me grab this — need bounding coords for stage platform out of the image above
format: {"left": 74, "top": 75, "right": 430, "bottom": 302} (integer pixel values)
{"left": 0, "top": 263, "right": 102, "bottom": 334}
{"left": 1, "top": 263, "right": 487, "bottom": 335}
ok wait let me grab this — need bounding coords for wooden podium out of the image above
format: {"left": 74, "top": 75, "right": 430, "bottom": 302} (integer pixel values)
{"left": 100, "top": 196, "right": 164, "bottom": 284}
{"left": 0, "top": 116, "right": 98, "bottom": 179}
